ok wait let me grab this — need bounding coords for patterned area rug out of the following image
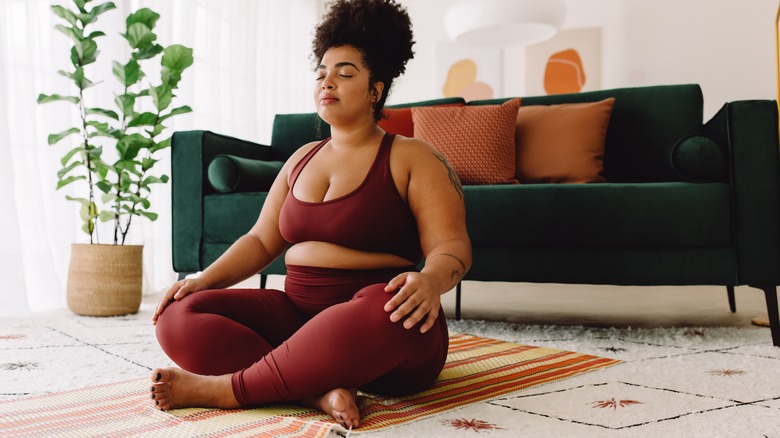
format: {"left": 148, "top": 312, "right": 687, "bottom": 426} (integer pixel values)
{"left": 2, "top": 307, "right": 780, "bottom": 436}
{"left": 0, "top": 332, "right": 618, "bottom": 437}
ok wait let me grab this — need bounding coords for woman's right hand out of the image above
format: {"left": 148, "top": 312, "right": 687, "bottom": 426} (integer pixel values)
{"left": 152, "top": 277, "right": 209, "bottom": 325}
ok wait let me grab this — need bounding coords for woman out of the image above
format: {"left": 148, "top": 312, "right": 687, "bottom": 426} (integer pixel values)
{"left": 150, "top": 0, "right": 471, "bottom": 429}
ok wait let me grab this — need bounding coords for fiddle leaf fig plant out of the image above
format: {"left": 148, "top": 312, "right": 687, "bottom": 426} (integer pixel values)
{"left": 37, "top": 0, "right": 193, "bottom": 245}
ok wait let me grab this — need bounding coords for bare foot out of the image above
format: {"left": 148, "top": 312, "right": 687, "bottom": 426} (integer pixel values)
{"left": 303, "top": 388, "right": 360, "bottom": 429}
{"left": 150, "top": 367, "right": 240, "bottom": 411}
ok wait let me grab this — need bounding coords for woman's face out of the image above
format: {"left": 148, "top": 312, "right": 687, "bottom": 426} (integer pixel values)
{"left": 314, "top": 45, "right": 382, "bottom": 127}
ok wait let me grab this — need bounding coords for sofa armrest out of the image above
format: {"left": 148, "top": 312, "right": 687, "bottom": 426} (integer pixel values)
{"left": 707, "top": 100, "right": 780, "bottom": 285}
{"left": 171, "top": 130, "right": 274, "bottom": 273}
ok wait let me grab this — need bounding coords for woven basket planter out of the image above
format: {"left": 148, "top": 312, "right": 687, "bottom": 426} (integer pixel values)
{"left": 66, "top": 244, "right": 143, "bottom": 316}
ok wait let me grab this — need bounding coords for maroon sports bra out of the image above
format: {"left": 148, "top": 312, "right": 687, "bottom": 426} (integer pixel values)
{"left": 279, "top": 133, "right": 423, "bottom": 264}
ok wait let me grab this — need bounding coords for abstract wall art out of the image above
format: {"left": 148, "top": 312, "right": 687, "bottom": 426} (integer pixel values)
{"left": 436, "top": 42, "right": 502, "bottom": 101}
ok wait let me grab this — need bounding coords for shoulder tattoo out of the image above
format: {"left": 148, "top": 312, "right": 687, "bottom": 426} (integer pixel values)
{"left": 432, "top": 152, "right": 464, "bottom": 199}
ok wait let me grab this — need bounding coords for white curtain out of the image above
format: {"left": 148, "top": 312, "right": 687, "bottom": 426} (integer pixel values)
{"left": 0, "top": 0, "right": 321, "bottom": 316}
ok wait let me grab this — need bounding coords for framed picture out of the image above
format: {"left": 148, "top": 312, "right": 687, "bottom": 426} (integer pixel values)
{"left": 435, "top": 42, "right": 502, "bottom": 101}
{"left": 524, "top": 27, "right": 602, "bottom": 96}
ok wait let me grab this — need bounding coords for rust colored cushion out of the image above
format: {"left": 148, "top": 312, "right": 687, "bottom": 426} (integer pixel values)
{"left": 379, "top": 108, "right": 416, "bottom": 137}
{"left": 515, "top": 98, "right": 615, "bottom": 183}
{"left": 412, "top": 98, "right": 521, "bottom": 185}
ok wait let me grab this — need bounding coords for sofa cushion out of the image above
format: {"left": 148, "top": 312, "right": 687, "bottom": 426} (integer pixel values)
{"left": 668, "top": 135, "right": 724, "bottom": 182}
{"left": 464, "top": 182, "right": 731, "bottom": 248}
{"left": 515, "top": 98, "right": 614, "bottom": 183}
{"left": 412, "top": 98, "right": 521, "bottom": 185}
{"left": 207, "top": 154, "right": 283, "bottom": 193}
{"left": 468, "top": 84, "right": 705, "bottom": 183}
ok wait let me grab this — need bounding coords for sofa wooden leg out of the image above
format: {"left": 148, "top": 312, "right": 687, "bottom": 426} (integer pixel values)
{"left": 176, "top": 272, "right": 191, "bottom": 281}
{"left": 756, "top": 285, "right": 780, "bottom": 347}
{"left": 727, "top": 285, "right": 736, "bottom": 313}
{"left": 260, "top": 274, "right": 267, "bottom": 289}
{"left": 455, "top": 282, "right": 462, "bottom": 321}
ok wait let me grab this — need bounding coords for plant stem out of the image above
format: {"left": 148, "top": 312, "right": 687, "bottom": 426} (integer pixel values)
{"left": 76, "top": 20, "right": 97, "bottom": 245}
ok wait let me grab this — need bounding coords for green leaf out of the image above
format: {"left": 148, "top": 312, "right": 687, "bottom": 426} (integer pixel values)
{"left": 141, "top": 157, "right": 157, "bottom": 171}
{"left": 86, "top": 145, "right": 103, "bottom": 159}
{"left": 116, "top": 134, "right": 149, "bottom": 160}
{"left": 75, "top": 38, "right": 98, "bottom": 64}
{"left": 86, "top": 107, "right": 119, "bottom": 120}
{"left": 57, "top": 160, "right": 82, "bottom": 179}
{"left": 141, "top": 175, "right": 167, "bottom": 187}
{"left": 127, "top": 111, "right": 157, "bottom": 127}
{"left": 138, "top": 210, "right": 158, "bottom": 221}
{"left": 93, "top": 160, "right": 111, "bottom": 179}
{"left": 114, "top": 94, "right": 135, "bottom": 116}
{"left": 149, "top": 84, "right": 172, "bottom": 111}
{"left": 51, "top": 5, "right": 79, "bottom": 27}
{"left": 85, "top": 120, "right": 109, "bottom": 132}
{"left": 87, "top": 31, "right": 106, "bottom": 39}
{"left": 96, "top": 180, "right": 113, "bottom": 193}
{"left": 89, "top": 127, "right": 122, "bottom": 140}
{"left": 99, "top": 210, "right": 116, "bottom": 222}
{"left": 134, "top": 43, "right": 164, "bottom": 61}
{"left": 57, "top": 175, "right": 86, "bottom": 190}
{"left": 65, "top": 196, "right": 90, "bottom": 206}
{"left": 68, "top": 66, "right": 94, "bottom": 89}
{"left": 126, "top": 8, "right": 160, "bottom": 31}
{"left": 54, "top": 24, "right": 84, "bottom": 44}
{"left": 161, "top": 44, "right": 194, "bottom": 71}
{"left": 48, "top": 128, "right": 81, "bottom": 145}
{"left": 130, "top": 194, "right": 151, "bottom": 209}
{"left": 112, "top": 59, "right": 143, "bottom": 87}
{"left": 150, "top": 137, "right": 171, "bottom": 153}
{"left": 161, "top": 45, "right": 193, "bottom": 87}
{"left": 76, "top": 12, "right": 92, "bottom": 24}
{"left": 70, "top": 46, "right": 79, "bottom": 67}
{"left": 60, "top": 146, "right": 82, "bottom": 166}
{"left": 37, "top": 93, "right": 79, "bottom": 104}
{"left": 146, "top": 123, "right": 165, "bottom": 138}
{"left": 160, "top": 105, "right": 192, "bottom": 122}
{"left": 79, "top": 201, "right": 97, "bottom": 222}
{"left": 87, "top": 2, "right": 116, "bottom": 20}
{"left": 73, "top": 0, "right": 88, "bottom": 13}
{"left": 124, "top": 22, "right": 156, "bottom": 49}
{"left": 101, "top": 192, "right": 117, "bottom": 204}
{"left": 82, "top": 220, "right": 95, "bottom": 235}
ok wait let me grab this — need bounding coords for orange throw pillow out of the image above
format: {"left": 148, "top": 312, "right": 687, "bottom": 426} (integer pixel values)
{"left": 515, "top": 98, "right": 615, "bottom": 183}
{"left": 412, "top": 98, "right": 521, "bottom": 185}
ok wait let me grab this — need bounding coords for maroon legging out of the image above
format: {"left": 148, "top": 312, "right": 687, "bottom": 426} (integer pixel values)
{"left": 155, "top": 265, "right": 449, "bottom": 406}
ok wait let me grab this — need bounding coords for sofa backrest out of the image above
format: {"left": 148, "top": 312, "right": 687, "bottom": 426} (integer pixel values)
{"left": 270, "top": 85, "right": 705, "bottom": 183}
{"left": 269, "top": 97, "right": 466, "bottom": 160}
{"left": 469, "top": 84, "right": 705, "bottom": 183}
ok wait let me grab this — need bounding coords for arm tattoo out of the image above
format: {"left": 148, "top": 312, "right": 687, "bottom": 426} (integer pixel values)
{"left": 430, "top": 253, "right": 468, "bottom": 282}
{"left": 432, "top": 152, "right": 464, "bottom": 199}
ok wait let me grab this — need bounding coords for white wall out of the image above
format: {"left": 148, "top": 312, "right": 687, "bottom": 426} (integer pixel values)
{"left": 390, "top": 0, "right": 777, "bottom": 119}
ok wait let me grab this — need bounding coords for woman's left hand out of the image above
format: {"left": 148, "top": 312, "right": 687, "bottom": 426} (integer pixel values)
{"left": 384, "top": 272, "right": 442, "bottom": 333}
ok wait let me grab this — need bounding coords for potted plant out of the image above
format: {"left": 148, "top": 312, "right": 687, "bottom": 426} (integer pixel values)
{"left": 37, "top": 0, "right": 193, "bottom": 316}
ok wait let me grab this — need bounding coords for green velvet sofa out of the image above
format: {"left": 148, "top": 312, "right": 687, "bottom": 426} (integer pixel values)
{"left": 170, "top": 84, "right": 780, "bottom": 346}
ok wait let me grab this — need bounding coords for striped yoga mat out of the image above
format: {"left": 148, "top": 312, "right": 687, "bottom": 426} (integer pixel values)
{"left": 0, "top": 333, "right": 619, "bottom": 437}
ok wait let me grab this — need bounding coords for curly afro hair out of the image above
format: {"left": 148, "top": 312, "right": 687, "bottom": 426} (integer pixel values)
{"left": 313, "top": 0, "right": 415, "bottom": 122}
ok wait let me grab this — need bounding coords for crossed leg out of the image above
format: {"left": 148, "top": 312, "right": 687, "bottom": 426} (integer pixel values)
{"left": 151, "top": 284, "right": 448, "bottom": 428}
